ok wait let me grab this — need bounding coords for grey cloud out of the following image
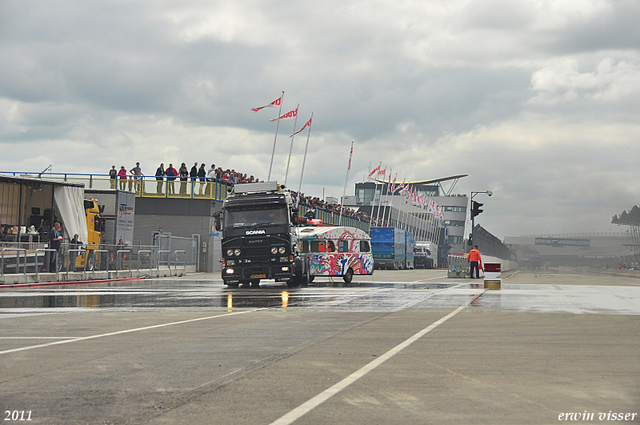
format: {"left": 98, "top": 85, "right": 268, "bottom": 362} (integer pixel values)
{"left": 1, "top": 0, "right": 639, "bottom": 237}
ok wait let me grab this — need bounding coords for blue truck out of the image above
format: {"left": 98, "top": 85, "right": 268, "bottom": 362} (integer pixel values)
{"left": 371, "top": 227, "right": 412, "bottom": 270}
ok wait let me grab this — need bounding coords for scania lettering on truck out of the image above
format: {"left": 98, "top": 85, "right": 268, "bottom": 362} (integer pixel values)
{"left": 215, "top": 182, "right": 310, "bottom": 288}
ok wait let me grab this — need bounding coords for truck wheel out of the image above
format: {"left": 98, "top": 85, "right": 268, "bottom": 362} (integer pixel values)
{"left": 301, "top": 260, "right": 310, "bottom": 287}
{"left": 290, "top": 257, "right": 306, "bottom": 287}
{"left": 250, "top": 279, "right": 261, "bottom": 287}
{"left": 343, "top": 268, "right": 354, "bottom": 284}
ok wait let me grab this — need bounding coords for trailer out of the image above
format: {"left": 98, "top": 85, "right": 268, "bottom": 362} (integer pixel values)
{"left": 370, "top": 227, "right": 406, "bottom": 270}
{"left": 415, "top": 241, "right": 438, "bottom": 269}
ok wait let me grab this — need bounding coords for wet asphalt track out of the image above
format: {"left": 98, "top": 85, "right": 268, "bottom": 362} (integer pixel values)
{"left": 1, "top": 268, "right": 639, "bottom": 424}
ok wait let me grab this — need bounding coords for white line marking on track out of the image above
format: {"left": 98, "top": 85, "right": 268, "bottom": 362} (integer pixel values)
{"left": 0, "top": 310, "right": 256, "bottom": 356}
{"left": 268, "top": 290, "right": 485, "bottom": 425}
{"left": 411, "top": 275, "right": 450, "bottom": 283}
{"left": 0, "top": 337, "right": 76, "bottom": 340}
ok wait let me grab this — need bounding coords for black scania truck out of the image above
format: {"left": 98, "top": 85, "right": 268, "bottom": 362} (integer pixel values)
{"left": 216, "top": 182, "right": 310, "bottom": 288}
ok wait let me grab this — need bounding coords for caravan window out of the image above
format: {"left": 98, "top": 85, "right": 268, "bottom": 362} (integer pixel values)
{"left": 300, "top": 240, "right": 310, "bottom": 253}
{"left": 338, "top": 240, "right": 349, "bottom": 252}
{"left": 310, "top": 241, "right": 326, "bottom": 252}
{"left": 360, "top": 240, "right": 370, "bottom": 252}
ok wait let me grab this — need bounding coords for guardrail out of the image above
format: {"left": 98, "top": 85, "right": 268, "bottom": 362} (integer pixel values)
{"left": 35, "top": 248, "right": 59, "bottom": 281}
{"left": 116, "top": 249, "right": 131, "bottom": 276}
{"left": 137, "top": 250, "right": 152, "bottom": 275}
{"left": 1, "top": 248, "right": 27, "bottom": 276}
{"left": 447, "top": 253, "right": 469, "bottom": 278}
{"left": 66, "top": 248, "right": 85, "bottom": 276}
{"left": 175, "top": 250, "right": 186, "bottom": 272}
{"left": 158, "top": 250, "right": 171, "bottom": 275}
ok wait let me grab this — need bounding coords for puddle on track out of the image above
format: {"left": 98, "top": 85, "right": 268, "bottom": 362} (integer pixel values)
{"left": 1, "top": 279, "right": 639, "bottom": 315}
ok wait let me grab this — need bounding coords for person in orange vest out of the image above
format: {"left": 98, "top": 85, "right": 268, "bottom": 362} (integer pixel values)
{"left": 468, "top": 245, "right": 482, "bottom": 279}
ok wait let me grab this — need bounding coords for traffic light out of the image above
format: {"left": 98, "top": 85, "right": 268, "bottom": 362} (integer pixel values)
{"left": 471, "top": 201, "right": 483, "bottom": 218}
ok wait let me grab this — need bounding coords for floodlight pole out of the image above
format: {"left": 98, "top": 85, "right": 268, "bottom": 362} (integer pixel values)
{"left": 470, "top": 190, "right": 492, "bottom": 249}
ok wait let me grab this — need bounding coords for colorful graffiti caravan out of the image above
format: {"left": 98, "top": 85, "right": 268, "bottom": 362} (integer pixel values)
{"left": 296, "top": 226, "right": 374, "bottom": 283}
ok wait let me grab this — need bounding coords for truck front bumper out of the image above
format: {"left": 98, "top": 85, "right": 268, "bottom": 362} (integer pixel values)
{"left": 222, "top": 264, "right": 295, "bottom": 283}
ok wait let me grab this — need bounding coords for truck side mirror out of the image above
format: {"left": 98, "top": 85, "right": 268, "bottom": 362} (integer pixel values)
{"left": 214, "top": 212, "right": 222, "bottom": 231}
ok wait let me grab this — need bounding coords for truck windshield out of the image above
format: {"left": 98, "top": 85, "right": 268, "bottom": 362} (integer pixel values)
{"left": 225, "top": 207, "right": 288, "bottom": 228}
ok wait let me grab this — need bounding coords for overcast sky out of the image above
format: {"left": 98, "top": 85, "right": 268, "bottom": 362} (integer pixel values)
{"left": 1, "top": 0, "right": 639, "bottom": 238}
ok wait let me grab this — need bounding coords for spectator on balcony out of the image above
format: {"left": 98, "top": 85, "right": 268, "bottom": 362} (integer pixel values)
{"left": 197, "top": 163, "right": 206, "bottom": 195}
{"left": 108, "top": 165, "right": 117, "bottom": 189}
{"left": 179, "top": 163, "right": 189, "bottom": 195}
{"left": 117, "top": 166, "right": 127, "bottom": 190}
{"left": 166, "top": 164, "right": 178, "bottom": 195}
{"left": 155, "top": 163, "right": 165, "bottom": 195}
{"left": 129, "top": 162, "right": 142, "bottom": 193}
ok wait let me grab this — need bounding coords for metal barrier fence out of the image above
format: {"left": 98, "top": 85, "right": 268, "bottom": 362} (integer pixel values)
{"left": 0, "top": 237, "right": 199, "bottom": 282}
{"left": 154, "top": 234, "right": 199, "bottom": 270}
{"left": 447, "top": 253, "right": 469, "bottom": 278}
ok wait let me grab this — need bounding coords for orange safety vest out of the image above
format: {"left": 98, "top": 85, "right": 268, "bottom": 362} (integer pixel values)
{"left": 468, "top": 248, "right": 482, "bottom": 263}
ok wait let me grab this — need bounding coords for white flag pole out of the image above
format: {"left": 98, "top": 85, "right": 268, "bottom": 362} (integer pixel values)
{"left": 338, "top": 141, "right": 354, "bottom": 227}
{"left": 284, "top": 103, "right": 300, "bottom": 186}
{"left": 268, "top": 90, "right": 284, "bottom": 182}
{"left": 369, "top": 162, "right": 382, "bottom": 228}
{"left": 385, "top": 172, "right": 396, "bottom": 225}
{"left": 375, "top": 165, "right": 385, "bottom": 227}
{"left": 296, "top": 113, "right": 313, "bottom": 207}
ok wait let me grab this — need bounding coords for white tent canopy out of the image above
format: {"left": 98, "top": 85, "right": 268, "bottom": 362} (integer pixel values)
{"left": 54, "top": 185, "right": 88, "bottom": 243}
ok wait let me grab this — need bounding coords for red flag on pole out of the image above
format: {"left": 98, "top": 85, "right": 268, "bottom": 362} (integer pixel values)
{"left": 270, "top": 107, "right": 298, "bottom": 122}
{"left": 290, "top": 116, "right": 312, "bottom": 137}
{"left": 251, "top": 96, "right": 282, "bottom": 112}
{"left": 347, "top": 141, "right": 353, "bottom": 171}
{"left": 367, "top": 164, "right": 381, "bottom": 178}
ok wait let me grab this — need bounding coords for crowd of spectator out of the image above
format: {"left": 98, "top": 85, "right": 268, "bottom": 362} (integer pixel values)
{"left": 291, "top": 191, "right": 390, "bottom": 226}
{"left": 108, "top": 162, "right": 387, "bottom": 225}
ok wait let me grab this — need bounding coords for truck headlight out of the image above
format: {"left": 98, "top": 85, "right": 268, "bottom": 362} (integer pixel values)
{"left": 271, "top": 247, "right": 278, "bottom": 255}
{"left": 225, "top": 268, "right": 235, "bottom": 274}
{"left": 234, "top": 249, "right": 241, "bottom": 256}
{"left": 278, "top": 247, "right": 286, "bottom": 254}
{"left": 226, "top": 249, "right": 234, "bottom": 257}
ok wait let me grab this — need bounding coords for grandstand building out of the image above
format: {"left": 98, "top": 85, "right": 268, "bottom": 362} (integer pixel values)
{"left": 346, "top": 175, "right": 469, "bottom": 259}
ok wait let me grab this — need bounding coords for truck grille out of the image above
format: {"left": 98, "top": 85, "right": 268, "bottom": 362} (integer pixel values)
{"left": 243, "top": 238, "right": 270, "bottom": 263}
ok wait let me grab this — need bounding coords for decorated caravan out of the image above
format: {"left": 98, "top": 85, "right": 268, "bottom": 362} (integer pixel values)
{"left": 296, "top": 226, "right": 374, "bottom": 284}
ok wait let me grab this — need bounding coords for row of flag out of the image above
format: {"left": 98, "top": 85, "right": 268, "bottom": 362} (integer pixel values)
{"left": 368, "top": 164, "right": 444, "bottom": 218}
{"left": 252, "top": 94, "right": 312, "bottom": 137}
{"left": 252, "top": 93, "right": 353, "bottom": 217}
